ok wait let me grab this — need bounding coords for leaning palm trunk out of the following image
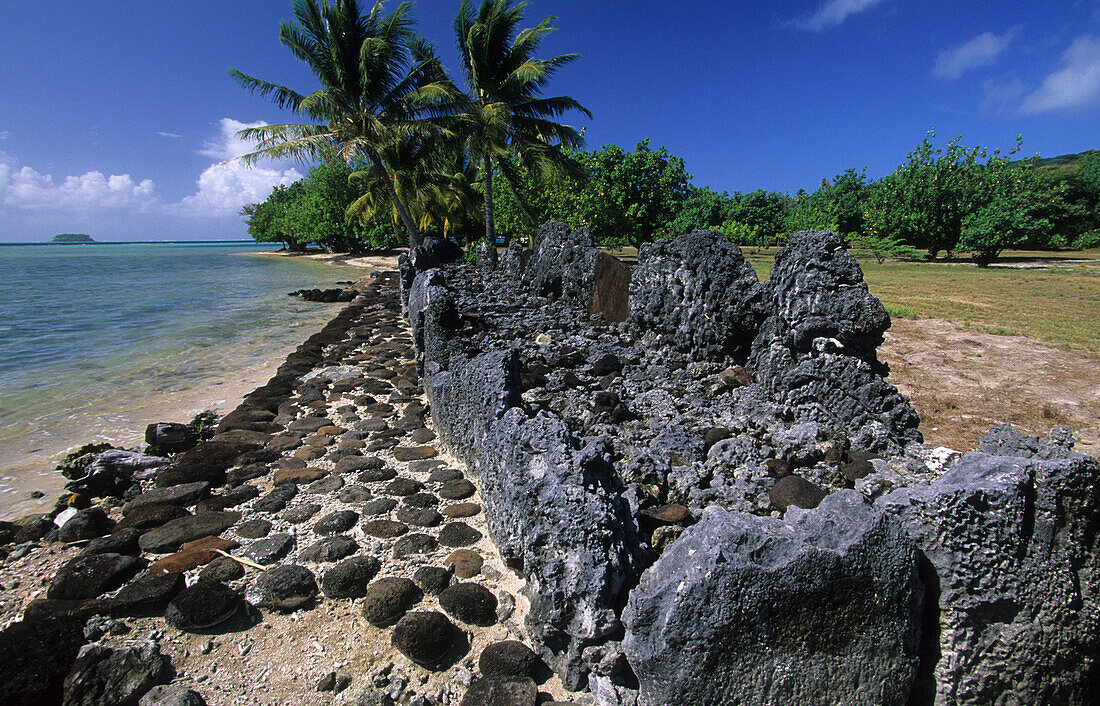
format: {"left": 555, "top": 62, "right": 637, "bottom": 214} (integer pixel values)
{"left": 373, "top": 155, "right": 423, "bottom": 250}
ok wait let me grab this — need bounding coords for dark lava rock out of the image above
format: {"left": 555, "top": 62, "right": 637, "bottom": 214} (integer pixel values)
{"left": 526, "top": 221, "right": 597, "bottom": 303}
{"left": 281, "top": 503, "right": 321, "bottom": 524}
{"left": 427, "top": 467, "right": 463, "bottom": 483}
{"left": 251, "top": 484, "right": 298, "bottom": 513}
{"left": 62, "top": 640, "right": 169, "bottom": 706}
{"left": 226, "top": 463, "right": 269, "bottom": 486}
{"left": 392, "top": 533, "right": 438, "bottom": 558}
{"left": 703, "top": 426, "right": 731, "bottom": 453}
{"left": 395, "top": 506, "right": 443, "bottom": 527}
{"left": 138, "top": 684, "right": 208, "bottom": 705}
{"left": 81, "top": 527, "right": 142, "bottom": 556}
{"left": 409, "top": 428, "right": 436, "bottom": 444}
{"left": 402, "top": 492, "right": 439, "bottom": 508}
{"left": 240, "top": 533, "right": 295, "bottom": 565}
{"left": 412, "top": 566, "right": 452, "bottom": 596}
{"left": 444, "top": 549, "right": 484, "bottom": 579}
{"left": 637, "top": 503, "right": 692, "bottom": 533}
{"left": 337, "top": 485, "right": 373, "bottom": 503}
{"left": 438, "top": 583, "right": 497, "bottom": 626}
{"left": 58, "top": 507, "right": 114, "bottom": 542}
{"left": 146, "top": 421, "right": 199, "bottom": 454}
{"left": 298, "top": 535, "right": 359, "bottom": 563}
{"left": 288, "top": 416, "right": 332, "bottom": 433}
{"left": 304, "top": 474, "right": 345, "bottom": 494}
{"left": 392, "top": 446, "right": 438, "bottom": 462}
{"left": 48, "top": 553, "right": 143, "bottom": 600}
{"left": 155, "top": 440, "right": 259, "bottom": 488}
{"left": 764, "top": 458, "right": 792, "bottom": 479}
{"left": 109, "top": 572, "right": 185, "bottom": 616}
{"left": 361, "top": 577, "right": 421, "bottom": 627}
{"left": 137, "top": 512, "right": 240, "bottom": 554}
{"left": 362, "top": 519, "right": 409, "bottom": 539}
{"left": 199, "top": 556, "right": 245, "bottom": 583}
{"left": 479, "top": 640, "right": 543, "bottom": 679}
{"left": 234, "top": 518, "right": 272, "bottom": 539}
{"left": 438, "top": 522, "right": 482, "bottom": 547}
{"left": 320, "top": 556, "right": 382, "bottom": 599}
{"left": 383, "top": 477, "right": 424, "bottom": 496}
{"left": 124, "top": 479, "right": 209, "bottom": 512}
{"left": 0, "top": 617, "right": 86, "bottom": 706}
{"left": 438, "top": 479, "right": 475, "bottom": 500}
{"left": 769, "top": 475, "right": 828, "bottom": 512}
{"left": 118, "top": 503, "right": 189, "bottom": 531}
{"left": 459, "top": 676, "right": 537, "bottom": 706}
{"left": 390, "top": 611, "right": 456, "bottom": 667}
{"left": 164, "top": 581, "right": 241, "bottom": 631}
{"left": 335, "top": 455, "right": 384, "bottom": 473}
{"left": 362, "top": 497, "right": 398, "bottom": 516}
{"left": 246, "top": 564, "right": 318, "bottom": 611}
{"left": 313, "top": 510, "right": 359, "bottom": 535}
{"left": 194, "top": 483, "right": 258, "bottom": 513}
{"left": 357, "top": 466, "right": 399, "bottom": 483}
{"left": 443, "top": 502, "right": 482, "bottom": 518}
{"left": 409, "top": 459, "right": 446, "bottom": 474}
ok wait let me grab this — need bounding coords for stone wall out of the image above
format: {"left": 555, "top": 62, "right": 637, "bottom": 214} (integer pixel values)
{"left": 404, "top": 227, "right": 1100, "bottom": 704}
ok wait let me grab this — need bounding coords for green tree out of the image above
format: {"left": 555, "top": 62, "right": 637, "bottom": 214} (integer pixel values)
{"left": 667, "top": 186, "right": 738, "bottom": 235}
{"left": 231, "top": 0, "right": 455, "bottom": 250}
{"left": 453, "top": 0, "right": 591, "bottom": 244}
{"left": 729, "top": 189, "right": 790, "bottom": 244}
{"left": 959, "top": 162, "right": 1067, "bottom": 265}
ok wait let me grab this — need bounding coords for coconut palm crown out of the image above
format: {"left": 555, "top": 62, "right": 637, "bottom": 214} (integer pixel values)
{"left": 454, "top": 0, "right": 592, "bottom": 243}
{"left": 230, "top": 0, "right": 456, "bottom": 249}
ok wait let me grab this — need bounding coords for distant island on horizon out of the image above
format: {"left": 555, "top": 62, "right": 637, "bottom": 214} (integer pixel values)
{"left": 51, "top": 233, "right": 95, "bottom": 243}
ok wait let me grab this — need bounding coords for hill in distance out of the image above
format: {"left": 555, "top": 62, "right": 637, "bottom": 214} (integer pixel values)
{"left": 51, "top": 233, "right": 95, "bottom": 243}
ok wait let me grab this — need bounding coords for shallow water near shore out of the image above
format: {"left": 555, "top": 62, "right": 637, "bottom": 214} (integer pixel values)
{"left": 0, "top": 242, "right": 365, "bottom": 519}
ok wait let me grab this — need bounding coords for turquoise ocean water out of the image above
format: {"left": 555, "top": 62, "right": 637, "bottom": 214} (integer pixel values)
{"left": 0, "top": 242, "right": 365, "bottom": 518}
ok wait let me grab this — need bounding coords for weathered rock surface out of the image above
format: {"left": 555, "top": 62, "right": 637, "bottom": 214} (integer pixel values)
{"left": 48, "top": 553, "right": 144, "bottom": 600}
{"left": 164, "top": 581, "right": 241, "bottom": 631}
{"left": 526, "top": 221, "right": 598, "bottom": 304}
{"left": 876, "top": 426, "right": 1100, "bottom": 705}
{"left": 622, "top": 491, "right": 924, "bottom": 705}
{"left": 62, "top": 641, "right": 169, "bottom": 706}
{"left": 137, "top": 512, "right": 240, "bottom": 554}
{"left": 0, "top": 617, "right": 87, "bottom": 706}
{"left": 245, "top": 564, "right": 318, "bottom": 611}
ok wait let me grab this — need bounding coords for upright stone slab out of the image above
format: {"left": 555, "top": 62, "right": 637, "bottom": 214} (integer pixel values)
{"left": 628, "top": 230, "right": 765, "bottom": 361}
{"left": 526, "top": 221, "right": 598, "bottom": 305}
{"left": 622, "top": 491, "right": 924, "bottom": 705}
{"left": 876, "top": 428, "right": 1100, "bottom": 705}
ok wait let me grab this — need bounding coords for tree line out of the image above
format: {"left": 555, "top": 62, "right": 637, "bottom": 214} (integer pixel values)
{"left": 238, "top": 1, "right": 1100, "bottom": 265}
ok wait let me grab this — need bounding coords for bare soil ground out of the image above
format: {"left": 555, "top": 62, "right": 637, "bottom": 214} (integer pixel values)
{"left": 881, "top": 317, "right": 1100, "bottom": 458}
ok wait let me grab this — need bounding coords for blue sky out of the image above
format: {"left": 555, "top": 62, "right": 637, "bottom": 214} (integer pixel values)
{"left": 1, "top": 0, "right": 1099, "bottom": 242}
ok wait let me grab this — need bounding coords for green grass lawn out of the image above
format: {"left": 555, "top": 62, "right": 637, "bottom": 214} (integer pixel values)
{"left": 606, "top": 245, "right": 1100, "bottom": 356}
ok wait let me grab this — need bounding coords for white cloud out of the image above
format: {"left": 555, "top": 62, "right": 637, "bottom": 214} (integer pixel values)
{"left": 790, "top": 0, "right": 887, "bottom": 31}
{"left": 0, "top": 155, "right": 157, "bottom": 212}
{"left": 1021, "top": 34, "right": 1100, "bottom": 113}
{"left": 157, "top": 131, "right": 182, "bottom": 139}
{"left": 934, "top": 28, "right": 1019, "bottom": 80}
{"left": 0, "top": 131, "right": 9, "bottom": 140}
{"left": 199, "top": 118, "right": 269, "bottom": 161}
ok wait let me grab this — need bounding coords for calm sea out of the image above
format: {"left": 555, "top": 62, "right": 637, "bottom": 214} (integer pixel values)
{"left": 0, "top": 242, "right": 366, "bottom": 518}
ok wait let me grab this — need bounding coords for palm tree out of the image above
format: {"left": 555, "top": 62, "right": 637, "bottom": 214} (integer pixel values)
{"left": 453, "top": 0, "right": 591, "bottom": 243}
{"left": 230, "top": 0, "right": 455, "bottom": 250}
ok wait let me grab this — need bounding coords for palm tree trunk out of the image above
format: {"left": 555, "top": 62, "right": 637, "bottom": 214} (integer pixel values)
{"left": 372, "top": 155, "right": 422, "bottom": 250}
{"left": 483, "top": 154, "right": 496, "bottom": 244}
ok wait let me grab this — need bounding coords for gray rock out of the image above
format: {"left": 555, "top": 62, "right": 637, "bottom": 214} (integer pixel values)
{"left": 138, "top": 684, "right": 207, "bottom": 706}
{"left": 164, "top": 581, "right": 241, "bottom": 631}
{"left": 48, "top": 553, "right": 144, "bottom": 601}
{"left": 876, "top": 434, "right": 1100, "bottom": 705}
{"left": 628, "top": 230, "right": 765, "bottom": 361}
{"left": 321, "top": 556, "right": 382, "bottom": 599}
{"left": 475, "top": 242, "right": 498, "bottom": 273}
{"left": 498, "top": 240, "right": 526, "bottom": 280}
{"left": 252, "top": 484, "right": 298, "bottom": 513}
{"left": 240, "top": 533, "right": 295, "bottom": 565}
{"left": 124, "top": 482, "right": 209, "bottom": 511}
{"left": 281, "top": 503, "right": 321, "bottom": 524}
{"left": 526, "top": 222, "right": 598, "bottom": 305}
{"left": 622, "top": 491, "right": 923, "bottom": 705}
{"left": 458, "top": 676, "right": 537, "bottom": 706}
{"left": 137, "top": 512, "right": 240, "bottom": 554}
{"left": 58, "top": 508, "right": 114, "bottom": 543}
{"left": 312, "top": 510, "right": 358, "bottom": 535}
{"left": 298, "top": 535, "right": 359, "bottom": 563}
{"left": 245, "top": 564, "right": 318, "bottom": 611}
{"left": 62, "top": 641, "right": 168, "bottom": 706}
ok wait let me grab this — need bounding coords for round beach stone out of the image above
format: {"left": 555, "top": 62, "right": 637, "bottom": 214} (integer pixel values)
{"left": 367, "top": 438, "right": 400, "bottom": 452}
{"left": 313, "top": 510, "right": 359, "bottom": 535}
{"left": 234, "top": 518, "right": 272, "bottom": 539}
{"left": 298, "top": 535, "right": 359, "bottom": 563}
{"left": 362, "top": 519, "right": 409, "bottom": 539}
{"left": 444, "top": 549, "right": 484, "bottom": 579}
{"left": 281, "top": 503, "right": 321, "bottom": 524}
{"left": 391, "top": 612, "right": 456, "bottom": 667}
{"left": 443, "top": 503, "right": 481, "bottom": 518}
{"left": 337, "top": 485, "right": 372, "bottom": 503}
{"left": 392, "top": 446, "right": 437, "bottom": 462}
{"left": 408, "top": 428, "right": 435, "bottom": 444}
{"left": 383, "top": 478, "right": 424, "bottom": 496}
{"left": 240, "top": 533, "right": 294, "bottom": 565}
{"left": 304, "top": 475, "right": 345, "bottom": 494}
{"left": 412, "top": 566, "right": 453, "bottom": 596}
{"left": 395, "top": 506, "right": 442, "bottom": 527}
{"left": 117, "top": 503, "right": 189, "bottom": 531}
{"left": 294, "top": 446, "right": 326, "bottom": 462}
{"left": 47, "top": 552, "right": 143, "bottom": 600}
{"left": 362, "top": 498, "right": 398, "bottom": 516}
{"left": 320, "top": 556, "right": 381, "bottom": 599}
{"left": 427, "top": 467, "right": 462, "bottom": 483}
{"left": 438, "top": 583, "right": 497, "bottom": 626}
{"left": 357, "top": 467, "right": 398, "bottom": 483}
{"left": 401, "top": 492, "right": 438, "bottom": 508}
{"left": 245, "top": 564, "right": 318, "bottom": 611}
{"left": 165, "top": 581, "right": 241, "bottom": 631}
{"left": 438, "top": 522, "right": 482, "bottom": 547}
{"left": 252, "top": 485, "right": 298, "bottom": 513}
{"left": 438, "top": 479, "right": 476, "bottom": 501}
{"left": 409, "top": 460, "right": 446, "bottom": 474}
{"left": 392, "top": 533, "right": 438, "bottom": 559}
{"left": 199, "top": 555, "right": 245, "bottom": 583}
{"left": 57, "top": 507, "right": 114, "bottom": 543}
{"left": 335, "top": 455, "right": 385, "bottom": 474}
{"left": 479, "top": 640, "right": 542, "bottom": 679}
{"left": 361, "top": 577, "right": 421, "bottom": 627}
{"left": 768, "top": 475, "right": 828, "bottom": 512}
